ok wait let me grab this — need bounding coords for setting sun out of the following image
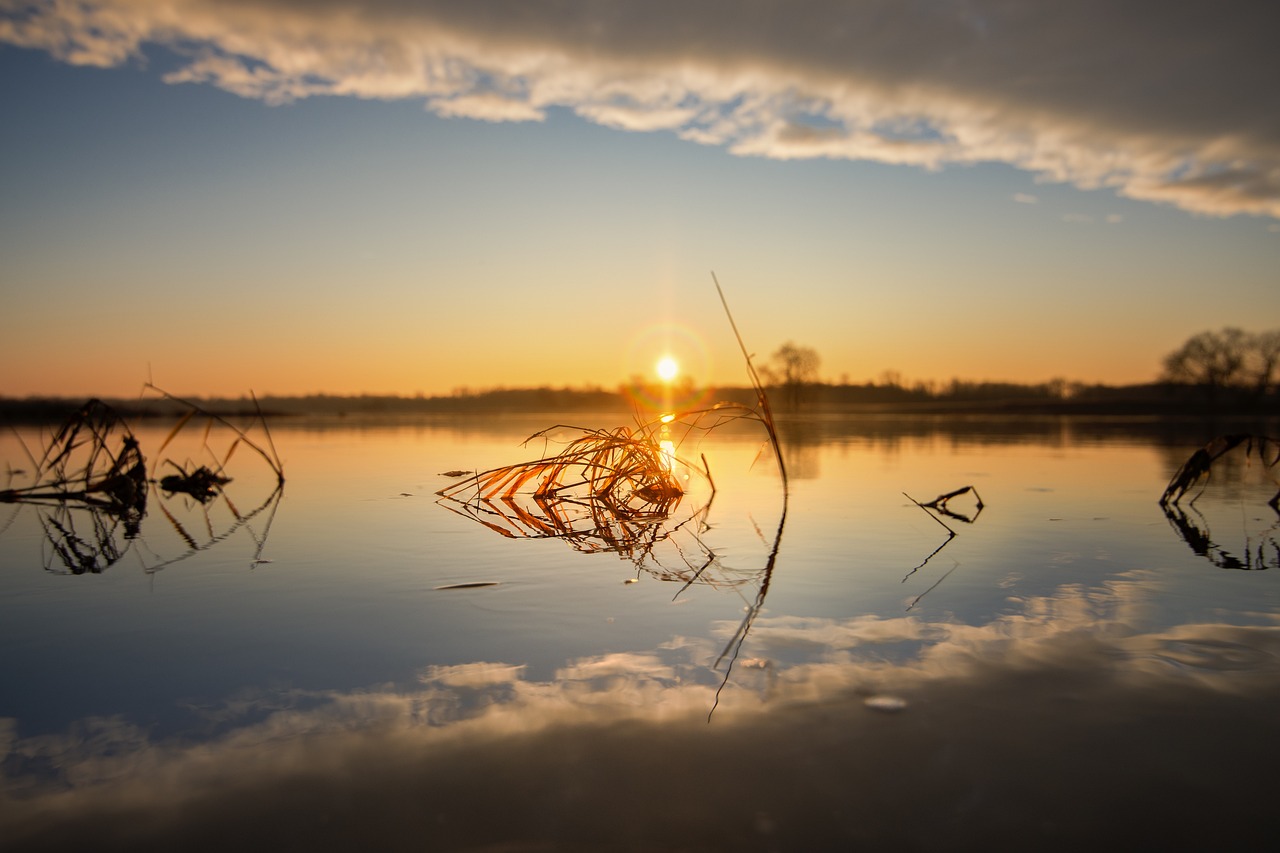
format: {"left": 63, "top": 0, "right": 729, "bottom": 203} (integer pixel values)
{"left": 656, "top": 356, "right": 679, "bottom": 382}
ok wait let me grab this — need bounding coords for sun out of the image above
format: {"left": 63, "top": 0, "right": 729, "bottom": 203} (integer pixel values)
{"left": 656, "top": 356, "right": 679, "bottom": 382}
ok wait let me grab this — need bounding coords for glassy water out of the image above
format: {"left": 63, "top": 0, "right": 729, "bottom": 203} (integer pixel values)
{"left": 2, "top": 412, "right": 1278, "bottom": 850}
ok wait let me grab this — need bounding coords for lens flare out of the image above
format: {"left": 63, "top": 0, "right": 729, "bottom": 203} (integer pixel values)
{"left": 623, "top": 323, "right": 712, "bottom": 413}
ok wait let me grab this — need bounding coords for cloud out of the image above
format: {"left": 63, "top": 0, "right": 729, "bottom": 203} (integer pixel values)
{"left": 5, "top": 572, "right": 1280, "bottom": 849}
{"left": 3, "top": 0, "right": 1279, "bottom": 218}
{"left": 1013, "top": 192, "right": 1039, "bottom": 204}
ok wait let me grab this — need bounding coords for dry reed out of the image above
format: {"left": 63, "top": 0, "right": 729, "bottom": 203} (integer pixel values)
{"left": 1160, "top": 433, "right": 1280, "bottom": 509}
{"left": 1, "top": 386, "right": 286, "bottom": 574}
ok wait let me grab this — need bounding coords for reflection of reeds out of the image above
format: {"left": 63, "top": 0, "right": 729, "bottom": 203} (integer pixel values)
{"left": 438, "top": 275, "right": 792, "bottom": 563}
{"left": 1, "top": 387, "right": 286, "bottom": 575}
{"left": 899, "top": 486, "right": 987, "bottom": 609}
{"left": 39, "top": 503, "right": 134, "bottom": 574}
{"left": 436, "top": 278, "right": 792, "bottom": 715}
{"left": 437, "top": 419, "right": 728, "bottom": 582}
{"left": 439, "top": 422, "right": 685, "bottom": 510}
{"left": 1163, "top": 502, "right": 1280, "bottom": 571}
{"left": 145, "top": 384, "right": 285, "bottom": 488}
{"left": 144, "top": 482, "right": 284, "bottom": 573}
{"left": 139, "top": 385, "right": 286, "bottom": 571}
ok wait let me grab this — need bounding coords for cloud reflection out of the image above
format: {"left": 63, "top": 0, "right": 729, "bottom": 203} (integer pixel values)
{"left": 3, "top": 1, "right": 1279, "bottom": 218}
{"left": 4, "top": 571, "right": 1280, "bottom": 849}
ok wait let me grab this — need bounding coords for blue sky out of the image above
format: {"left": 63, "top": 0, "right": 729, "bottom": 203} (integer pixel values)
{"left": 2, "top": 1, "right": 1278, "bottom": 398}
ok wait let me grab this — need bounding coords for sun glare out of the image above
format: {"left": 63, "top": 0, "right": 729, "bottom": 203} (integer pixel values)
{"left": 656, "top": 356, "right": 679, "bottom": 382}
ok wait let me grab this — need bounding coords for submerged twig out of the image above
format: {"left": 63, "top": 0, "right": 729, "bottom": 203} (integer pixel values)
{"left": 904, "top": 491, "right": 956, "bottom": 536}
{"left": 900, "top": 487, "right": 985, "bottom": 603}
{"left": 901, "top": 492, "right": 958, "bottom": 583}
{"left": 920, "top": 485, "right": 984, "bottom": 523}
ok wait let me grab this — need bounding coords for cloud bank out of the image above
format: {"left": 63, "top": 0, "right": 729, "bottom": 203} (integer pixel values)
{"left": 3, "top": 0, "right": 1278, "bottom": 219}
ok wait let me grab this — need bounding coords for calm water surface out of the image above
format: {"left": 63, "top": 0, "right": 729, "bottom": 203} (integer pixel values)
{"left": 2, "top": 412, "right": 1279, "bottom": 851}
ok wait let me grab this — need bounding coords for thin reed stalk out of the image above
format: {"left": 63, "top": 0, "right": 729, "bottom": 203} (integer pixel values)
{"left": 143, "top": 384, "right": 285, "bottom": 485}
{"left": 712, "top": 271, "right": 787, "bottom": 490}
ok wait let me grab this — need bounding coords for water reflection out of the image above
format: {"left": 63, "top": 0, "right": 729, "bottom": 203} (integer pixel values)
{"left": 1163, "top": 503, "right": 1280, "bottom": 570}
{"left": 35, "top": 503, "right": 138, "bottom": 575}
{"left": 6, "top": 413, "right": 1280, "bottom": 849}
{"left": 4, "top": 573, "right": 1278, "bottom": 850}
{"left": 1157, "top": 432, "right": 1280, "bottom": 570}
{"left": 1, "top": 397, "right": 286, "bottom": 575}
{"left": 7, "top": 480, "right": 285, "bottom": 576}
{"left": 435, "top": 419, "right": 784, "bottom": 593}
{"left": 899, "top": 486, "right": 985, "bottom": 610}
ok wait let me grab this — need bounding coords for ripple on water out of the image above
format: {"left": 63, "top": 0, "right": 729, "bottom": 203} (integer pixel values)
{"left": 1150, "top": 638, "right": 1278, "bottom": 673}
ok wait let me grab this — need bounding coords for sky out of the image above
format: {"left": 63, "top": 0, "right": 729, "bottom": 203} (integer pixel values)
{"left": 2, "top": 0, "right": 1278, "bottom": 399}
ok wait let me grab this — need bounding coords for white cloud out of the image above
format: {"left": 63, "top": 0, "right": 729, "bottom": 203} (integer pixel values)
{"left": 3, "top": 0, "right": 1279, "bottom": 219}
{"left": 1013, "top": 192, "right": 1039, "bottom": 204}
{"left": 429, "top": 91, "right": 545, "bottom": 122}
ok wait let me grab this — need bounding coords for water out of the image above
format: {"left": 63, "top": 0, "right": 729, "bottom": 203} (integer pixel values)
{"left": 2, "top": 412, "right": 1278, "bottom": 850}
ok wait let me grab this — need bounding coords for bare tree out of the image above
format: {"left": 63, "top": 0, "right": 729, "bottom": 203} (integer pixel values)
{"left": 1162, "top": 327, "right": 1280, "bottom": 401}
{"left": 763, "top": 342, "right": 821, "bottom": 409}
{"left": 1247, "top": 330, "right": 1280, "bottom": 397}
{"left": 1162, "top": 328, "right": 1247, "bottom": 388}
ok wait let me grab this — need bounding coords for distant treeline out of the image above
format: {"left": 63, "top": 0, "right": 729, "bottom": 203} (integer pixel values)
{"left": 2, "top": 379, "right": 1277, "bottom": 424}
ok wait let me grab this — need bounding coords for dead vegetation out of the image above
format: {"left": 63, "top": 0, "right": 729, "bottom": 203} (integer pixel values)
{"left": 436, "top": 277, "right": 791, "bottom": 710}
{"left": 1160, "top": 433, "right": 1280, "bottom": 510}
{"left": 1158, "top": 433, "right": 1280, "bottom": 571}
{"left": 436, "top": 277, "right": 789, "bottom": 588}
{"left": 437, "top": 421, "right": 698, "bottom": 561}
{"left": 1, "top": 386, "right": 284, "bottom": 574}
{"left": 900, "top": 485, "right": 986, "bottom": 609}
{"left": 916, "top": 485, "right": 984, "bottom": 524}
{"left": 436, "top": 407, "right": 777, "bottom": 591}
{"left": 438, "top": 422, "right": 688, "bottom": 521}
{"left": 1, "top": 399, "right": 148, "bottom": 518}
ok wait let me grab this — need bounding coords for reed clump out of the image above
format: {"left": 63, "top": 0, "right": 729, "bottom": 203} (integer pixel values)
{"left": 2, "top": 385, "right": 285, "bottom": 574}
{"left": 1, "top": 398, "right": 147, "bottom": 515}
{"left": 435, "top": 276, "right": 789, "bottom": 591}
{"left": 438, "top": 421, "right": 685, "bottom": 511}
{"left": 1160, "top": 433, "right": 1280, "bottom": 510}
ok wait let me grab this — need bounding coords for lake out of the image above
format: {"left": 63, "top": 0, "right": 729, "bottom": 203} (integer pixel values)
{"left": 2, "top": 410, "right": 1279, "bottom": 851}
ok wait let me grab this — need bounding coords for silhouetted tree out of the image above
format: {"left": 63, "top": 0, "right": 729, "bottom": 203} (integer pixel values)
{"left": 1161, "top": 327, "right": 1280, "bottom": 402}
{"left": 1248, "top": 330, "right": 1280, "bottom": 397}
{"left": 761, "top": 342, "right": 821, "bottom": 409}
